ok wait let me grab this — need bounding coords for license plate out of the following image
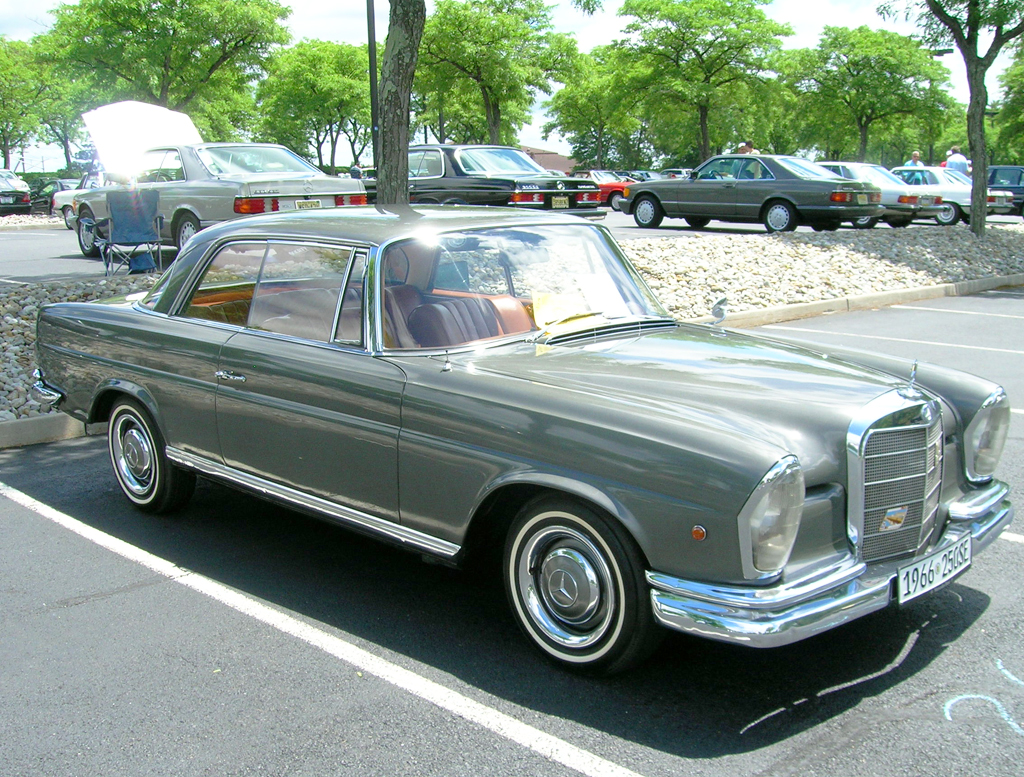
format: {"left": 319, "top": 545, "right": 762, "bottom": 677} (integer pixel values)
{"left": 296, "top": 199, "right": 322, "bottom": 210}
{"left": 857, "top": 194, "right": 867, "bottom": 204}
{"left": 552, "top": 195, "right": 570, "bottom": 209}
{"left": 897, "top": 534, "right": 971, "bottom": 604}
{"left": 0, "top": 196, "right": 12, "bottom": 204}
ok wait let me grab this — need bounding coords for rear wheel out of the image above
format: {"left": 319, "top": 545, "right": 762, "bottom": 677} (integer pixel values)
{"left": 885, "top": 218, "right": 912, "bottom": 228}
{"left": 62, "top": 206, "right": 75, "bottom": 230}
{"left": 108, "top": 398, "right": 195, "bottom": 514}
{"left": 77, "top": 206, "right": 100, "bottom": 257}
{"left": 174, "top": 212, "right": 200, "bottom": 249}
{"left": 935, "top": 202, "right": 961, "bottom": 226}
{"left": 684, "top": 216, "right": 710, "bottom": 229}
{"left": 503, "top": 495, "right": 661, "bottom": 674}
{"left": 763, "top": 200, "right": 797, "bottom": 232}
{"left": 812, "top": 220, "right": 841, "bottom": 232}
{"left": 632, "top": 195, "right": 664, "bottom": 228}
{"left": 852, "top": 217, "right": 878, "bottom": 229}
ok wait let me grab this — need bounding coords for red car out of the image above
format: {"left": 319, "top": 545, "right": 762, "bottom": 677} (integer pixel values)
{"left": 574, "top": 170, "right": 635, "bottom": 210}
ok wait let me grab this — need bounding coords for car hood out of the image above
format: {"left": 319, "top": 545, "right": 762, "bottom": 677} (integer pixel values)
{"left": 459, "top": 324, "right": 907, "bottom": 485}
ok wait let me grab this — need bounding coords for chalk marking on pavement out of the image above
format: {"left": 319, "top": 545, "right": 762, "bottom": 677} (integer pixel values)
{"left": 0, "top": 481, "right": 643, "bottom": 777}
{"left": 896, "top": 305, "right": 1024, "bottom": 321}
{"left": 762, "top": 325, "right": 1024, "bottom": 356}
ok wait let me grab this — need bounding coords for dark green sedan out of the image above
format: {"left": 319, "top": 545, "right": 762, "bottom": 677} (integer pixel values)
{"left": 33, "top": 206, "right": 1013, "bottom": 673}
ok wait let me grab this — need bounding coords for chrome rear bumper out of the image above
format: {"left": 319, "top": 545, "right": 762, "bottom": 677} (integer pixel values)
{"left": 648, "top": 481, "right": 1013, "bottom": 648}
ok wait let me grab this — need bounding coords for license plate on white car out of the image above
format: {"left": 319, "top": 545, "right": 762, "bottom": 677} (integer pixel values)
{"left": 897, "top": 534, "right": 971, "bottom": 604}
{"left": 552, "top": 195, "right": 570, "bottom": 209}
{"left": 296, "top": 199, "right": 322, "bottom": 210}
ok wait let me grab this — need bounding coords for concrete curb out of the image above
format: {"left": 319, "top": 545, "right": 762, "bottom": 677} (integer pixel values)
{"left": 2, "top": 271, "right": 1022, "bottom": 450}
{"left": 0, "top": 221, "right": 65, "bottom": 232}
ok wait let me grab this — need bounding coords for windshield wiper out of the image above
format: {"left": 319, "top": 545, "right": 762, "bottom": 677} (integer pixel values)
{"left": 526, "top": 311, "right": 605, "bottom": 342}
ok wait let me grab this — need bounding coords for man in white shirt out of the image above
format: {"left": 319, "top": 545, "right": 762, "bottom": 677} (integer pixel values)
{"left": 946, "top": 146, "right": 969, "bottom": 174}
{"left": 905, "top": 151, "right": 924, "bottom": 166}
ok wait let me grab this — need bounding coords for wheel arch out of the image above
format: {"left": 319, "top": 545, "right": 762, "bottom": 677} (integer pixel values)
{"left": 758, "top": 195, "right": 800, "bottom": 219}
{"left": 89, "top": 380, "right": 162, "bottom": 427}
{"left": 171, "top": 207, "right": 202, "bottom": 237}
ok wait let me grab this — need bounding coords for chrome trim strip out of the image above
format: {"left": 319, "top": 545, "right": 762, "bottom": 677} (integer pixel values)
{"left": 30, "top": 375, "right": 64, "bottom": 406}
{"left": 948, "top": 480, "right": 1010, "bottom": 522}
{"left": 647, "top": 499, "right": 1013, "bottom": 648}
{"left": 165, "top": 447, "right": 461, "bottom": 558}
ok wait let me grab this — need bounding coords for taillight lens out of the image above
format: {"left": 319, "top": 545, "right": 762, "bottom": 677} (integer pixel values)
{"left": 510, "top": 191, "right": 543, "bottom": 203}
{"left": 830, "top": 191, "right": 853, "bottom": 203}
{"left": 897, "top": 195, "right": 919, "bottom": 205}
{"left": 335, "top": 194, "right": 367, "bottom": 206}
{"left": 235, "top": 197, "right": 266, "bottom": 214}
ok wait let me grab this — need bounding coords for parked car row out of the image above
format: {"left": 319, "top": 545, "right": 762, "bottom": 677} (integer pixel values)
{"left": 0, "top": 169, "right": 31, "bottom": 216}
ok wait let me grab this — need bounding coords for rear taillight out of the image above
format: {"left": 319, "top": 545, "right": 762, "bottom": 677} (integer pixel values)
{"left": 897, "top": 195, "right": 919, "bottom": 205}
{"left": 830, "top": 191, "right": 853, "bottom": 203}
{"left": 234, "top": 197, "right": 279, "bottom": 214}
{"left": 934, "top": 196, "right": 943, "bottom": 204}
{"left": 335, "top": 194, "right": 368, "bottom": 206}
{"left": 511, "top": 191, "right": 543, "bottom": 203}
{"left": 19, "top": 193, "right": 29, "bottom": 204}
{"left": 578, "top": 191, "right": 600, "bottom": 203}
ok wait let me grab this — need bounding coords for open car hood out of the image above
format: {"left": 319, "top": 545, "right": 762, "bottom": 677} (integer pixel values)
{"left": 83, "top": 101, "right": 203, "bottom": 179}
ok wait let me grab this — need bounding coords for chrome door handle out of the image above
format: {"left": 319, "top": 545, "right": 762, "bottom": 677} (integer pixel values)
{"left": 215, "top": 370, "right": 246, "bottom": 383}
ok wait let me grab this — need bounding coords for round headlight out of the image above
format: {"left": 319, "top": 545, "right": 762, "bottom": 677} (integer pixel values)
{"left": 965, "top": 388, "right": 1011, "bottom": 483}
{"left": 740, "top": 456, "right": 805, "bottom": 576}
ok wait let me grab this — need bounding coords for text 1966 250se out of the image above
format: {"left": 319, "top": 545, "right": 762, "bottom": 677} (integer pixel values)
{"left": 33, "top": 206, "right": 1013, "bottom": 673}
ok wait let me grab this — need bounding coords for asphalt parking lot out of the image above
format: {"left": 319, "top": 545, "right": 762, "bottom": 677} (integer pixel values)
{"left": 1, "top": 283, "right": 1022, "bottom": 775}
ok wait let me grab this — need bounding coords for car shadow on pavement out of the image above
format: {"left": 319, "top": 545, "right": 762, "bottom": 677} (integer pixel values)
{"left": 0, "top": 435, "right": 991, "bottom": 761}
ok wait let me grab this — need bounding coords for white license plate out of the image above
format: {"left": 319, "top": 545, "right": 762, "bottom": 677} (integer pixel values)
{"left": 295, "top": 199, "right": 322, "bottom": 210}
{"left": 0, "top": 196, "right": 12, "bottom": 204}
{"left": 897, "top": 534, "right": 971, "bottom": 604}
{"left": 857, "top": 194, "right": 867, "bottom": 204}
{"left": 552, "top": 195, "right": 570, "bottom": 209}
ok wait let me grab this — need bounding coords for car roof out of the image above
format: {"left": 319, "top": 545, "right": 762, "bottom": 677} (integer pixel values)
{"left": 190, "top": 204, "right": 596, "bottom": 248}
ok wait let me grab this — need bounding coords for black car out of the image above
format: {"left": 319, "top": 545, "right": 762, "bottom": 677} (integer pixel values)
{"left": 30, "top": 178, "right": 80, "bottom": 216}
{"left": 0, "top": 169, "right": 31, "bottom": 216}
{"left": 988, "top": 166, "right": 1024, "bottom": 216}
{"left": 397, "top": 145, "right": 602, "bottom": 217}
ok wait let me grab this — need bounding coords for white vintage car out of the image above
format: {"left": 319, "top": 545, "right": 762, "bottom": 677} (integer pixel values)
{"left": 890, "top": 165, "right": 1014, "bottom": 225}
{"left": 74, "top": 143, "right": 367, "bottom": 255}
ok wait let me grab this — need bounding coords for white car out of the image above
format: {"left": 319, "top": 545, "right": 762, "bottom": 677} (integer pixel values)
{"left": 53, "top": 171, "right": 119, "bottom": 230}
{"left": 890, "top": 165, "right": 1014, "bottom": 225}
{"left": 819, "top": 161, "right": 944, "bottom": 228}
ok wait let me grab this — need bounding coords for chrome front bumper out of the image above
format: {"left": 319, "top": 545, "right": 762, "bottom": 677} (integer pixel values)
{"left": 30, "top": 372, "right": 64, "bottom": 407}
{"left": 648, "top": 481, "right": 1013, "bottom": 648}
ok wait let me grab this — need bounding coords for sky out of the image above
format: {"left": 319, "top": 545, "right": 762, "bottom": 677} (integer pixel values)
{"left": 0, "top": 0, "right": 1011, "bottom": 169}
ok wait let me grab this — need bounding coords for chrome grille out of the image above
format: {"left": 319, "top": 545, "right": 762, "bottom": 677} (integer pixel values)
{"left": 860, "top": 416, "right": 943, "bottom": 563}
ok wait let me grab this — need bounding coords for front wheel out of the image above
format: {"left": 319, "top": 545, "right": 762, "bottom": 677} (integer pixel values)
{"left": 175, "top": 212, "right": 200, "bottom": 249}
{"left": 608, "top": 191, "right": 623, "bottom": 211}
{"left": 503, "top": 496, "right": 661, "bottom": 674}
{"left": 77, "top": 207, "right": 100, "bottom": 257}
{"left": 108, "top": 398, "right": 196, "bottom": 514}
{"left": 62, "top": 206, "right": 75, "bottom": 230}
{"left": 632, "top": 195, "right": 664, "bottom": 228}
{"left": 763, "top": 200, "right": 797, "bottom": 232}
{"left": 935, "top": 202, "right": 961, "bottom": 226}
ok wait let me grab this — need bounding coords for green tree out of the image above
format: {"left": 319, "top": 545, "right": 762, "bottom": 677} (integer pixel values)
{"left": 881, "top": 0, "right": 1024, "bottom": 236}
{"left": 0, "top": 39, "right": 43, "bottom": 169}
{"left": 781, "top": 27, "right": 950, "bottom": 161}
{"left": 40, "top": 0, "right": 289, "bottom": 112}
{"left": 258, "top": 41, "right": 371, "bottom": 172}
{"left": 417, "top": 0, "right": 578, "bottom": 145}
{"left": 618, "top": 0, "right": 791, "bottom": 162}
{"left": 997, "top": 43, "right": 1024, "bottom": 161}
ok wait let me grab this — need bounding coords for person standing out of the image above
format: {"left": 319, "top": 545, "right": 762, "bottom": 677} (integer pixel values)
{"left": 946, "top": 146, "right": 969, "bottom": 174}
{"left": 905, "top": 151, "right": 924, "bottom": 166}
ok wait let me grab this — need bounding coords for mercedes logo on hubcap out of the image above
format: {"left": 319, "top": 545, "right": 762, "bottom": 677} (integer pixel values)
{"left": 549, "top": 569, "right": 579, "bottom": 607}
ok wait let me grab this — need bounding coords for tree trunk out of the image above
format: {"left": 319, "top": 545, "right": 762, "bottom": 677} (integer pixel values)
{"left": 481, "top": 88, "right": 501, "bottom": 145}
{"left": 377, "top": 0, "right": 426, "bottom": 205}
{"left": 857, "top": 123, "right": 869, "bottom": 162}
{"left": 965, "top": 58, "right": 989, "bottom": 238}
{"left": 697, "top": 104, "right": 710, "bottom": 161}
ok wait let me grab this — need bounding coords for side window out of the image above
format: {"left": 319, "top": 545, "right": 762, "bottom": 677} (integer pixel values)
{"left": 248, "top": 243, "right": 353, "bottom": 342}
{"left": 159, "top": 150, "right": 185, "bottom": 182}
{"left": 433, "top": 241, "right": 511, "bottom": 295}
{"left": 410, "top": 150, "right": 443, "bottom": 177}
{"left": 335, "top": 252, "right": 366, "bottom": 344}
{"left": 181, "top": 242, "right": 266, "bottom": 325}
{"left": 137, "top": 150, "right": 169, "bottom": 183}
{"left": 698, "top": 159, "right": 737, "bottom": 179}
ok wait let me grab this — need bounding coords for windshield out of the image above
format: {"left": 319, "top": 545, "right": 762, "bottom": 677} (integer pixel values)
{"left": 862, "top": 166, "right": 908, "bottom": 187}
{"left": 777, "top": 157, "right": 843, "bottom": 180}
{"left": 379, "top": 224, "right": 670, "bottom": 349}
{"left": 196, "top": 145, "right": 321, "bottom": 176}
{"left": 456, "top": 147, "right": 548, "bottom": 175}
{"left": 943, "top": 169, "right": 972, "bottom": 185}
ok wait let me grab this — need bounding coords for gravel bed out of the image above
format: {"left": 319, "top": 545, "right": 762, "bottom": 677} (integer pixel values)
{"left": 3, "top": 220, "right": 1024, "bottom": 423}
{"left": 0, "top": 214, "right": 64, "bottom": 228}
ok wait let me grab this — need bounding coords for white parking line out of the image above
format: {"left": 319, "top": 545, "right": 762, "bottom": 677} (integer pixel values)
{"left": 762, "top": 325, "right": 1024, "bottom": 355}
{"left": 0, "top": 481, "right": 643, "bottom": 777}
{"left": 1002, "top": 532, "right": 1024, "bottom": 545}
{"left": 1013, "top": 409, "right": 1023, "bottom": 416}
{"left": 897, "top": 305, "right": 1024, "bottom": 320}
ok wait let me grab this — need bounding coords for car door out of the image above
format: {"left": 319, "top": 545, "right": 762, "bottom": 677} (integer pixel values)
{"left": 674, "top": 158, "right": 739, "bottom": 217}
{"left": 732, "top": 158, "right": 777, "bottom": 220}
{"left": 214, "top": 241, "right": 405, "bottom": 521}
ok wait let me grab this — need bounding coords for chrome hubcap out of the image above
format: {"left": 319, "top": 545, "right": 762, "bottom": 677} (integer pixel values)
{"left": 937, "top": 204, "right": 956, "bottom": 223}
{"left": 635, "top": 200, "right": 655, "bottom": 224}
{"left": 766, "top": 204, "right": 791, "bottom": 231}
{"left": 179, "top": 220, "right": 197, "bottom": 246}
{"left": 111, "top": 414, "right": 154, "bottom": 496}
{"left": 516, "top": 518, "right": 615, "bottom": 648}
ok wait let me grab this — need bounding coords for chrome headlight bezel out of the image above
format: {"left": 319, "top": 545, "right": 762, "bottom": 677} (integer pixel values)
{"left": 738, "top": 456, "right": 805, "bottom": 580}
{"left": 964, "top": 388, "right": 1011, "bottom": 484}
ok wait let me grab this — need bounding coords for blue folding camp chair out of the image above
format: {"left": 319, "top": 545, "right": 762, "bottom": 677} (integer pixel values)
{"left": 93, "top": 190, "right": 163, "bottom": 275}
